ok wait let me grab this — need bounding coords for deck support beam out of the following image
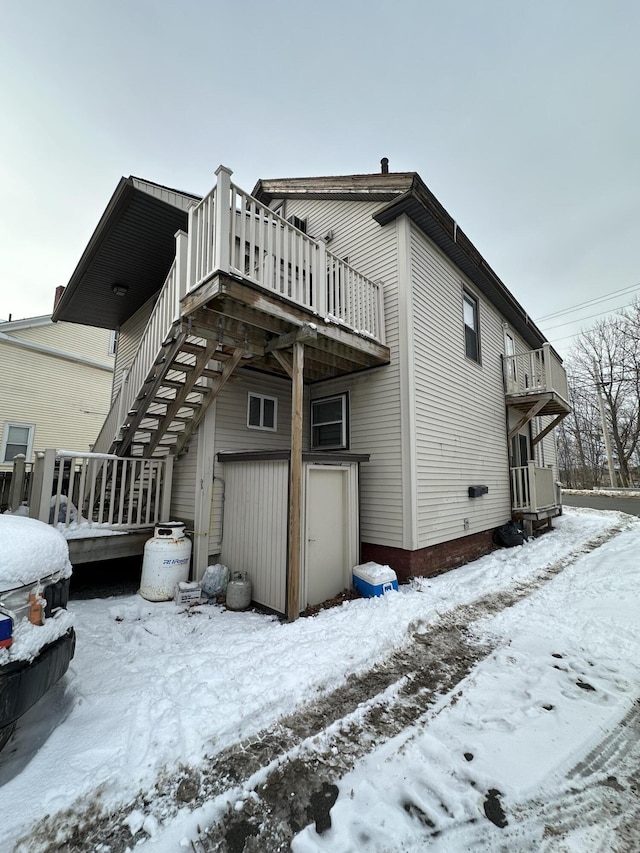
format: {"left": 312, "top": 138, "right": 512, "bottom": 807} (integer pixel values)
{"left": 508, "top": 398, "right": 547, "bottom": 441}
{"left": 287, "top": 342, "right": 304, "bottom": 621}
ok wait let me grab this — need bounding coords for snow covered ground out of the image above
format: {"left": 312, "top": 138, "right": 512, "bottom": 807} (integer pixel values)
{"left": 1, "top": 508, "right": 639, "bottom": 852}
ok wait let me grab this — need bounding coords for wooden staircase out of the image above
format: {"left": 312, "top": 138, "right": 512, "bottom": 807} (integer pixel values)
{"left": 114, "top": 324, "right": 245, "bottom": 458}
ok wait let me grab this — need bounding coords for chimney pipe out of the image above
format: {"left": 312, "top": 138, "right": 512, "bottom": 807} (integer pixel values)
{"left": 381, "top": 157, "right": 389, "bottom": 174}
{"left": 53, "top": 285, "right": 65, "bottom": 312}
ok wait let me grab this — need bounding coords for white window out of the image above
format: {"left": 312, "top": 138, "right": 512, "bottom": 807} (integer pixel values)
{"left": 108, "top": 330, "right": 119, "bottom": 356}
{"left": 247, "top": 393, "right": 277, "bottom": 431}
{"left": 463, "top": 291, "right": 480, "bottom": 363}
{"left": 311, "top": 393, "right": 348, "bottom": 450}
{"left": 1, "top": 422, "right": 35, "bottom": 463}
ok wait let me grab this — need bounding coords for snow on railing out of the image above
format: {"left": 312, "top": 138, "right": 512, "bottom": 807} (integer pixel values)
{"left": 511, "top": 462, "right": 556, "bottom": 513}
{"left": 187, "top": 167, "right": 385, "bottom": 343}
{"left": 503, "top": 343, "right": 568, "bottom": 401}
{"left": 29, "top": 449, "right": 173, "bottom": 531}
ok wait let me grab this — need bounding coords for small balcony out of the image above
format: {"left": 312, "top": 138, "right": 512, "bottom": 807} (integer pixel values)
{"left": 510, "top": 462, "right": 561, "bottom": 518}
{"left": 503, "top": 343, "right": 570, "bottom": 418}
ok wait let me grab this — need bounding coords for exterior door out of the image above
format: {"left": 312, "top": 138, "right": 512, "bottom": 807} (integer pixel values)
{"left": 304, "top": 466, "right": 350, "bottom": 607}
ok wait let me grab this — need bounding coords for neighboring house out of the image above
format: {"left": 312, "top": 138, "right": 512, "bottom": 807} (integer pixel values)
{"left": 52, "top": 166, "right": 570, "bottom": 618}
{"left": 0, "top": 314, "right": 114, "bottom": 471}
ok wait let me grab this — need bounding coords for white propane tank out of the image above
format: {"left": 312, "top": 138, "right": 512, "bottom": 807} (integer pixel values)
{"left": 139, "top": 522, "right": 192, "bottom": 601}
{"left": 226, "top": 571, "right": 252, "bottom": 611}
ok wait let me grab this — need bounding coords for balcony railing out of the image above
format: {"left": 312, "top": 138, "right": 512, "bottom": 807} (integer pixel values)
{"left": 511, "top": 462, "right": 558, "bottom": 513}
{"left": 28, "top": 449, "right": 173, "bottom": 531}
{"left": 187, "top": 166, "right": 385, "bottom": 343}
{"left": 503, "top": 343, "right": 568, "bottom": 401}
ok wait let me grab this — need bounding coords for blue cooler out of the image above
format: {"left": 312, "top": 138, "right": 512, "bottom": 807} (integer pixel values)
{"left": 353, "top": 562, "right": 398, "bottom": 598}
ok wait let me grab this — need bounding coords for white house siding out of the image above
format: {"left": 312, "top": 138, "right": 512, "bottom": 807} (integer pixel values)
{"left": 112, "top": 295, "right": 156, "bottom": 401}
{"left": 275, "top": 198, "right": 405, "bottom": 549}
{"left": 0, "top": 340, "right": 113, "bottom": 468}
{"left": 170, "top": 430, "right": 198, "bottom": 524}
{"left": 410, "top": 223, "right": 512, "bottom": 548}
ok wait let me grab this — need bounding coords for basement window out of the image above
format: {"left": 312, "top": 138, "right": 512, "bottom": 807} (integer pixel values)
{"left": 311, "top": 393, "right": 349, "bottom": 450}
{"left": 247, "top": 393, "right": 277, "bottom": 431}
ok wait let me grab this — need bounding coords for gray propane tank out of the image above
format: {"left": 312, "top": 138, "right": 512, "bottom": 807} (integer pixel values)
{"left": 226, "top": 571, "right": 252, "bottom": 611}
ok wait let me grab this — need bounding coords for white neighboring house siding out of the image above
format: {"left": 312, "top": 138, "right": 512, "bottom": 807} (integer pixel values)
{"left": 409, "top": 222, "right": 512, "bottom": 548}
{"left": 0, "top": 322, "right": 114, "bottom": 469}
{"left": 281, "top": 198, "right": 404, "bottom": 549}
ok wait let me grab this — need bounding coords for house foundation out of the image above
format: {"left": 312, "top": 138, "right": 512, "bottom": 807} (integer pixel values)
{"left": 361, "top": 529, "right": 496, "bottom": 584}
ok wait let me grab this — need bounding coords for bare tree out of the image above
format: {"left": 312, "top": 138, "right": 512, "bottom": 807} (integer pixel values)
{"left": 566, "top": 311, "right": 640, "bottom": 487}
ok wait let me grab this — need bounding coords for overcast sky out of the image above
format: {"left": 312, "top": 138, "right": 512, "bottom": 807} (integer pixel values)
{"left": 1, "top": 0, "right": 638, "bottom": 356}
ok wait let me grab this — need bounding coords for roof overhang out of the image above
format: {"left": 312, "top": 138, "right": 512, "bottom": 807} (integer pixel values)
{"left": 53, "top": 178, "right": 199, "bottom": 330}
{"left": 373, "top": 176, "right": 553, "bottom": 354}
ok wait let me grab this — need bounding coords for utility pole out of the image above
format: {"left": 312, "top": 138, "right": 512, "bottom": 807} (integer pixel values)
{"left": 593, "top": 359, "right": 617, "bottom": 488}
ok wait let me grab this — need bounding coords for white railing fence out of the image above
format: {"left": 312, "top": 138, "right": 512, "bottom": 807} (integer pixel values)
{"left": 503, "top": 343, "right": 568, "bottom": 401}
{"left": 187, "top": 167, "right": 385, "bottom": 343}
{"left": 510, "top": 462, "right": 557, "bottom": 513}
{"left": 29, "top": 450, "right": 173, "bottom": 531}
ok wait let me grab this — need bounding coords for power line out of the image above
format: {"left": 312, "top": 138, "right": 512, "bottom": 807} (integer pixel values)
{"left": 535, "top": 281, "right": 640, "bottom": 323}
{"left": 541, "top": 300, "right": 636, "bottom": 332}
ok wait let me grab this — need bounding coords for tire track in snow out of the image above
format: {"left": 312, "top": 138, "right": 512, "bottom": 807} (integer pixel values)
{"left": 20, "top": 520, "right": 631, "bottom": 853}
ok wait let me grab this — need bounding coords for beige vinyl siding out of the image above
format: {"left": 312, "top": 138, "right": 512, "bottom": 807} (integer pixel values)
{"left": 410, "top": 223, "right": 511, "bottom": 547}
{"left": 170, "top": 431, "right": 198, "bottom": 523}
{"left": 112, "top": 295, "right": 156, "bottom": 400}
{"left": 0, "top": 341, "right": 112, "bottom": 467}
{"left": 279, "top": 199, "right": 404, "bottom": 548}
{"left": 11, "top": 321, "right": 114, "bottom": 364}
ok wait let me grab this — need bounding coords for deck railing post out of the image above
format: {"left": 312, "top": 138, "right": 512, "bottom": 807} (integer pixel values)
{"left": 214, "top": 165, "right": 233, "bottom": 273}
{"left": 376, "top": 281, "right": 386, "bottom": 345}
{"left": 527, "top": 460, "right": 538, "bottom": 513}
{"left": 29, "top": 449, "right": 56, "bottom": 523}
{"left": 542, "top": 343, "right": 552, "bottom": 393}
{"left": 186, "top": 202, "right": 197, "bottom": 293}
{"left": 9, "top": 455, "right": 26, "bottom": 512}
{"left": 174, "top": 229, "right": 189, "bottom": 319}
{"left": 315, "top": 239, "right": 327, "bottom": 317}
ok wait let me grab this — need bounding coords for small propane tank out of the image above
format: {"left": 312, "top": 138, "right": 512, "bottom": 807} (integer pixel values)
{"left": 226, "top": 571, "right": 252, "bottom": 611}
{"left": 140, "top": 522, "right": 192, "bottom": 602}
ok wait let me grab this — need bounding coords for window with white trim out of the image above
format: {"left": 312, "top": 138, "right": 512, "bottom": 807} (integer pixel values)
{"left": 463, "top": 291, "right": 481, "bottom": 363}
{"left": 247, "top": 393, "right": 277, "bottom": 431}
{"left": 311, "top": 393, "right": 348, "bottom": 450}
{"left": 1, "top": 422, "right": 35, "bottom": 463}
{"left": 108, "top": 330, "right": 119, "bottom": 356}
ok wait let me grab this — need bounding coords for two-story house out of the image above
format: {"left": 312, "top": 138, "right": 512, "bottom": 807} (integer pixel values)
{"left": 51, "top": 165, "right": 570, "bottom": 618}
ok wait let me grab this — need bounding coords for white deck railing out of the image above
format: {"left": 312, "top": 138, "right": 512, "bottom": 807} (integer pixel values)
{"left": 187, "top": 167, "right": 385, "bottom": 343}
{"left": 511, "top": 462, "right": 557, "bottom": 513}
{"left": 29, "top": 450, "right": 173, "bottom": 531}
{"left": 503, "top": 343, "right": 569, "bottom": 401}
{"left": 93, "top": 234, "right": 188, "bottom": 454}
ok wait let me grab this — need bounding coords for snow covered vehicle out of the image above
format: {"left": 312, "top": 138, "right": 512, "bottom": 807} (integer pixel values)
{"left": 0, "top": 515, "right": 76, "bottom": 750}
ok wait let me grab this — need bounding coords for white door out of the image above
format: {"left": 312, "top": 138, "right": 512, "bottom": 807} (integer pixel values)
{"left": 304, "top": 466, "right": 350, "bottom": 607}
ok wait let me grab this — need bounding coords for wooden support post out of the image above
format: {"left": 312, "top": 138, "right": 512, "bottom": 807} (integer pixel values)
{"left": 287, "top": 342, "right": 304, "bottom": 621}
{"left": 160, "top": 455, "right": 174, "bottom": 522}
{"left": 174, "top": 229, "right": 189, "bottom": 318}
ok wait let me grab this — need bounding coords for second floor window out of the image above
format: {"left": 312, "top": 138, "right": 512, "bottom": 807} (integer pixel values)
{"left": 463, "top": 292, "right": 480, "bottom": 363}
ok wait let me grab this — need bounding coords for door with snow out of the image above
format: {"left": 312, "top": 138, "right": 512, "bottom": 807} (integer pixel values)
{"left": 304, "top": 465, "right": 354, "bottom": 608}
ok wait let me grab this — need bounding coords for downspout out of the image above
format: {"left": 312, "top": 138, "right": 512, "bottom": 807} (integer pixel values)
{"left": 213, "top": 474, "right": 225, "bottom": 551}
